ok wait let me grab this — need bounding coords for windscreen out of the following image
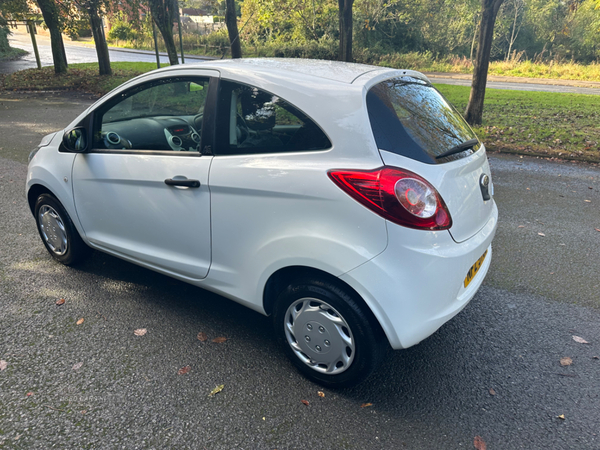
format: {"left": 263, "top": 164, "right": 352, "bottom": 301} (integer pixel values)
{"left": 367, "top": 76, "right": 481, "bottom": 164}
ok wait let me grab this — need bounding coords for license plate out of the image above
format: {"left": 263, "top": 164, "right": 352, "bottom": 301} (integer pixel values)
{"left": 464, "top": 250, "right": 488, "bottom": 288}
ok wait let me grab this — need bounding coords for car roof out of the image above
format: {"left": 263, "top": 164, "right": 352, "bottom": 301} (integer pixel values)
{"left": 145, "top": 58, "right": 429, "bottom": 88}
{"left": 189, "top": 58, "right": 391, "bottom": 85}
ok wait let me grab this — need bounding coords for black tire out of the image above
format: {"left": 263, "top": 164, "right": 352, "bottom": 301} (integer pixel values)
{"left": 34, "top": 193, "right": 91, "bottom": 266}
{"left": 273, "top": 278, "right": 385, "bottom": 388}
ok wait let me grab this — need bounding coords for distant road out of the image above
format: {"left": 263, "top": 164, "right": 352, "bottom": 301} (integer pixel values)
{"left": 1, "top": 28, "right": 213, "bottom": 74}
{"left": 3, "top": 28, "right": 600, "bottom": 95}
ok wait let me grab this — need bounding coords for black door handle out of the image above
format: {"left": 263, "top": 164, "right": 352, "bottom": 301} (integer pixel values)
{"left": 164, "top": 178, "right": 201, "bottom": 188}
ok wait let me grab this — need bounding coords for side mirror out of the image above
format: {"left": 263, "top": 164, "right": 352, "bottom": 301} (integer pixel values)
{"left": 62, "top": 127, "right": 88, "bottom": 152}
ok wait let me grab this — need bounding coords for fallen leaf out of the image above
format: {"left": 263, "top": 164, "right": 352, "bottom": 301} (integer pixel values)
{"left": 76, "top": 318, "right": 84, "bottom": 325}
{"left": 557, "top": 414, "right": 565, "bottom": 420}
{"left": 134, "top": 328, "right": 147, "bottom": 336}
{"left": 26, "top": 392, "right": 33, "bottom": 397}
{"left": 301, "top": 399, "right": 310, "bottom": 406}
{"left": 317, "top": 391, "right": 325, "bottom": 398}
{"left": 197, "top": 332, "right": 208, "bottom": 342}
{"left": 474, "top": 435, "right": 487, "bottom": 450}
{"left": 560, "top": 357, "right": 573, "bottom": 366}
{"left": 572, "top": 335, "right": 589, "bottom": 344}
{"left": 212, "top": 337, "right": 227, "bottom": 343}
{"left": 360, "top": 403, "right": 373, "bottom": 408}
{"left": 209, "top": 384, "right": 224, "bottom": 396}
{"left": 178, "top": 365, "right": 191, "bottom": 375}
{"left": 56, "top": 298, "right": 65, "bottom": 306}
{"left": 489, "top": 388, "right": 496, "bottom": 396}
{"left": 72, "top": 362, "right": 83, "bottom": 370}
{"left": 538, "top": 232, "right": 546, "bottom": 237}
{"left": 0, "top": 360, "right": 7, "bottom": 371}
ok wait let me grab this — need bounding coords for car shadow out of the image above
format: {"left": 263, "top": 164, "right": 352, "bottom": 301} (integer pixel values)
{"left": 71, "top": 249, "right": 276, "bottom": 346}
{"left": 70, "top": 249, "right": 498, "bottom": 406}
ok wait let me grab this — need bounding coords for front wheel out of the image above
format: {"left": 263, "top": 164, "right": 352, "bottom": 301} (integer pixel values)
{"left": 273, "top": 278, "right": 385, "bottom": 388}
{"left": 34, "top": 193, "right": 90, "bottom": 266}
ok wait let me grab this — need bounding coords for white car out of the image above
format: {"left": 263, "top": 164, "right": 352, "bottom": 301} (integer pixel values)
{"left": 26, "top": 58, "right": 497, "bottom": 387}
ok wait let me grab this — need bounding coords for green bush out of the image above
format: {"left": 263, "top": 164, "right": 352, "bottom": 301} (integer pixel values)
{"left": 108, "top": 22, "right": 137, "bottom": 42}
{"left": 64, "top": 18, "right": 91, "bottom": 39}
{"left": 244, "top": 38, "right": 337, "bottom": 60}
{"left": 178, "top": 29, "right": 231, "bottom": 55}
{"left": 0, "top": 17, "right": 26, "bottom": 60}
{"left": 0, "top": 21, "right": 10, "bottom": 55}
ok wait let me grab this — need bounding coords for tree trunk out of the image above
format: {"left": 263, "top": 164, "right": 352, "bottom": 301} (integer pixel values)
{"left": 148, "top": 0, "right": 179, "bottom": 65}
{"left": 338, "top": 0, "right": 354, "bottom": 62}
{"left": 464, "top": 0, "right": 505, "bottom": 126}
{"left": 89, "top": 5, "right": 111, "bottom": 76}
{"left": 35, "top": 0, "right": 68, "bottom": 74}
{"left": 505, "top": 0, "right": 523, "bottom": 61}
{"left": 470, "top": 13, "right": 479, "bottom": 61}
{"left": 160, "top": 22, "right": 179, "bottom": 65}
{"left": 225, "top": 0, "right": 242, "bottom": 58}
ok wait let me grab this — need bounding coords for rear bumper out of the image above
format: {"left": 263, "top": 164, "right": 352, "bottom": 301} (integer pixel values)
{"left": 339, "top": 202, "right": 498, "bottom": 350}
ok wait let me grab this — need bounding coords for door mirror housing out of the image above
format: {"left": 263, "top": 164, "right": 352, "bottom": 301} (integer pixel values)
{"left": 61, "top": 127, "right": 88, "bottom": 153}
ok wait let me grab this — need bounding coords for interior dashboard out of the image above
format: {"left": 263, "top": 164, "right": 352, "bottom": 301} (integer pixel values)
{"left": 98, "top": 115, "right": 203, "bottom": 152}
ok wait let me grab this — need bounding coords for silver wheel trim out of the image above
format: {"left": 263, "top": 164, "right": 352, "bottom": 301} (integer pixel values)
{"left": 38, "top": 205, "right": 68, "bottom": 256}
{"left": 284, "top": 297, "right": 355, "bottom": 375}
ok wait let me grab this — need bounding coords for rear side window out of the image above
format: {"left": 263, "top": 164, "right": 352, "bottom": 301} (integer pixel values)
{"left": 367, "top": 77, "right": 480, "bottom": 164}
{"left": 215, "top": 80, "right": 331, "bottom": 155}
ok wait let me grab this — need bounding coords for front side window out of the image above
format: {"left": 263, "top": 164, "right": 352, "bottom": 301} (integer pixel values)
{"left": 93, "top": 77, "right": 210, "bottom": 152}
{"left": 367, "top": 76, "right": 480, "bottom": 164}
{"left": 215, "top": 81, "right": 331, "bottom": 155}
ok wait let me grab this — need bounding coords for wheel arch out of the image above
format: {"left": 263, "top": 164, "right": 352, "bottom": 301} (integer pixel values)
{"left": 27, "top": 184, "right": 54, "bottom": 216}
{"left": 263, "top": 265, "right": 387, "bottom": 342}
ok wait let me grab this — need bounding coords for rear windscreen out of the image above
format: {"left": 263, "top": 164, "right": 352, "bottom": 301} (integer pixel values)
{"left": 367, "top": 76, "right": 481, "bottom": 164}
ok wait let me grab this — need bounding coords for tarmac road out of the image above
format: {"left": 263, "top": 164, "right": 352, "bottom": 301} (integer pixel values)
{"left": 1, "top": 91, "right": 600, "bottom": 449}
{"left": 427, "top": 73, "right": 600, "bottom": 95}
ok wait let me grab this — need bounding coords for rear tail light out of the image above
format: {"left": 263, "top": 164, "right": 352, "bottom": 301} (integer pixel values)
{"left": 328, "top": 166, "right": 452, "bottom": 230}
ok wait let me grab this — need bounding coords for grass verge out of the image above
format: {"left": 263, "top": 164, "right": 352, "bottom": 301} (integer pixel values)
{"left": 437, "top": 84, "right": 600, "bottom": 162}
{"left": 1, "top": 62, "right": 599, "bottom": 162}
{"left": 1, "top": 62, "right": 166, "bottom": 96}
{"left": 487, "top": 60, "right": 600, "bottom": 82}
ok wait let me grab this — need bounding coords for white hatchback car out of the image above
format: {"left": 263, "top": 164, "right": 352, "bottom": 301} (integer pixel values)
{"left": 27, "top": 58, "right": 497, "bottom": 387}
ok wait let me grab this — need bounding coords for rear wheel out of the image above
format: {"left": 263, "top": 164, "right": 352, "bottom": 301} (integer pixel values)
{"left": 273, "top": 278, "right": 384, "bottom": 388}
{"left": 34, "top": 193, "right": 90, "bottom": 265}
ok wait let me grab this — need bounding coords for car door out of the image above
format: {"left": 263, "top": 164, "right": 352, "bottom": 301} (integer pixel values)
{"left": 72, "top": 74, "right": 218, "bottom": 280}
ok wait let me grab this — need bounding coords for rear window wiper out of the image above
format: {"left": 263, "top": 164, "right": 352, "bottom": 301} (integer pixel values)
{"left": 435, "top": 138, "right": 479, "bottom": 159}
